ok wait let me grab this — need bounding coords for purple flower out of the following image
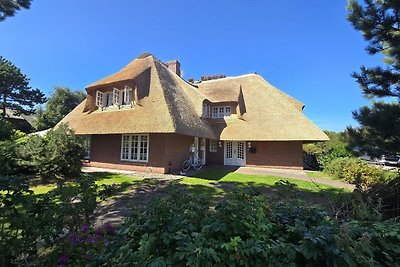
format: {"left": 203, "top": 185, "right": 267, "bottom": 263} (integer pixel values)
{"left": 95, "top": 228, "right": 103, "bottom": 236}
{"left": 88, "top": 237, "right": 96, "bottom": 244}
{"left": 111, "top": 183, "right": 116, "bottom": 188}
{"left": 81, "top": 224, "right": 90, "bottom": 233}
{"left": 104, "top": 223, "right": 115, "bottom": 234}
{"left": 58, "top": 254, "right": 69, "bottom": 265}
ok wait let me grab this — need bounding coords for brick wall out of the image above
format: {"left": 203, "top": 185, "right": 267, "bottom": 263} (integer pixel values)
{"left": 88, "top": 133, "right": 194, "bottom": 174}
{"left": 164, "top": 134, "right": 194, "bottom": 173}
{"left": 246, "top": 141, "right": 303, "bottom": 169}
{"left": 206, "top": 139, "right": 224, "bottom": 165}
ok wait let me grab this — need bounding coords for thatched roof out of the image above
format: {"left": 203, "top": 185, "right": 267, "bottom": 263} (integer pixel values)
{"left": 196, "top": 75, "right": 329, "bottom": 141}
{"left": 59, "top": 54, "right": 215, "bottom": 138}
{"left": 60, "top": 53, "right": 328, "bottom": 142}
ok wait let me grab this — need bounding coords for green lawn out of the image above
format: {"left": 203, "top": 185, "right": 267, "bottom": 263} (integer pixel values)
{"left": 305, "top": 170, "right": 338, "bottom": 180}
{"left": 27, "top": 170, "right": 350, "bottom": 208}
{"left": 30, "top": 172, "right": 142, "bottom": 195}
{"left": 182, "top": 169, "right": 344, "bottom": 191}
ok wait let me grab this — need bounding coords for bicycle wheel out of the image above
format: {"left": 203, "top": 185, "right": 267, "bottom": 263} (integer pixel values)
{"left": 193, "top": 158, "right": 203, "bottom": 171}
{"left": 182, "top": 160, "right": 191, "bottom": 171}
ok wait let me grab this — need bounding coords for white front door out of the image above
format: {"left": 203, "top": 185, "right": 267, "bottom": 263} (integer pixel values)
{"left": 224, "top": 141, "right": 246, "bottom": 166}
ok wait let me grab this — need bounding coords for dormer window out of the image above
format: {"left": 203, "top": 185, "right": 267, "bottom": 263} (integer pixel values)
{"left": 212, "top": 106, "right": 231, "bottom": 118}
{"left": 203, "top": 103, "right": 211, "bottom": 118}
{"left": 95, "top": 86, "right": 134, "bottom": 109}
{"left": 96, "top": 91, "right": 103, "bottom": 107}
{"left": 123, "top": 86, "right": 133, "bottom": 105}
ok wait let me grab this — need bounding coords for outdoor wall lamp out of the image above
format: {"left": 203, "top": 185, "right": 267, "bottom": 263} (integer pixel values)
{"left": 248, "top": 142, "right": 252, "bottom": 149}
{"left": 218, "top": 141, "right": 222, "bottom": 147}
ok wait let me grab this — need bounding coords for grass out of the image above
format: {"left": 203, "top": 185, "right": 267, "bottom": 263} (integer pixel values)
{"left": 305, "top": 170, "right": 338, "bottom": 180}
{"left": 26, "top": 169, "right": 351, "bottom": 209}
{"left": 183, "top": 169, "right": 345, "bottom": 192}
{"left": 29, "top": 172, "right": 142, "bottom": 195}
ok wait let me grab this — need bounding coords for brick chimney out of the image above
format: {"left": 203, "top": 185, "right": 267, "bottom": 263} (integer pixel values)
{"left": 164, "top": 60, "right": 181, "bottom": 77}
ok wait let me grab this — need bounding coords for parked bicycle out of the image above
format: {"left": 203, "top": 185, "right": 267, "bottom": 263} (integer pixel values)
{"left": 182, "top": 153, "right": 203, "bottom": 171}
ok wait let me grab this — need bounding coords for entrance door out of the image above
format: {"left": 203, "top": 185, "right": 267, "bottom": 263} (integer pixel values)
{"left": 224, "top": 141, "right": 246, "bottom": 166}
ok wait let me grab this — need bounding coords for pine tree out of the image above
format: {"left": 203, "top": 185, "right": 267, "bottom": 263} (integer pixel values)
{"left": 0, "top": 0, "right": 32, "bottom": 21}
{"left": 347, "top": 0, "right": 400, "bottom": 156}
{"left": 0, "top": 56, "right": 45, "bottom": 119}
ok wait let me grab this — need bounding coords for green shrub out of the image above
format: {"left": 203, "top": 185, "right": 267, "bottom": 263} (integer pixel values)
{"left": 0, "top": 140, "right": 18, "bottom": 175}
{"left": 0, "top": 174, "right": 100, "bottom": 266}
{"left": 0, "top": 119, "right": 13, "bottom": 141}
{"left": 324, "top": 157, "right": 386, "bottom": 188}
{"left": 86, "top": 189, "right": 400, "bottom": 267}
{"left": 18, "top": 124, "right": 85, "bottom": 180}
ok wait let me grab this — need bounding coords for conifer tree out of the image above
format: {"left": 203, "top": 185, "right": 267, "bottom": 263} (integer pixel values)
{"left": 0, "top": 56, "right": 45, "bottom": 119}
{"left": 0, "top": 0, "right": 32, "bottom": 21}
{"left": 347, "top": 0, "right": 400, "bottom": 156}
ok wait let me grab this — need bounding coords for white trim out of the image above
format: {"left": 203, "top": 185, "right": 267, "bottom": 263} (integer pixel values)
{"left": 120, "top": 134, "right": 149, "bottom": 163}
{"left": 224, "top": 141, "right": 246, "bottom": 166}
{"left": 211, "top": 106, "right": 231, "bottom": 118}
{"left": 96, "top": 91, "right": 103, "bottom": 107}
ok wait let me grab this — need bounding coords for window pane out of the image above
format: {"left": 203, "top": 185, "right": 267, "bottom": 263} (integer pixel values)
{"left": 212, "top": 107, "right": 218, "bottom": 118}
{"left": 225, "top": 106, "right": 231, "bottom": 116}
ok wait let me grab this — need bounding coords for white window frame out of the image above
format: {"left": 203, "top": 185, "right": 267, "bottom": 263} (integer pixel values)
{"left": 203, "top": 103, "right": 211, "bottom": 118}
{"left": 209, "top": 140, "right": 218, "bottom": 152}
{"left": 211, "top": 106, "right": 231, "bottom": 118}
{"left": 113, "top": 88, "right": 121, "bottom": 105}
{"left": 123, "top": 86, "right": 133, "bottom": 105}
{"left": 83, "top": 135, "right": 91, "bottom": 159}
{"left": 106, "top": 92, "right": 113, "bottom": 107}
{"left": 120, "top": 134, "right": 149, "bottom": 162}
{"left": 96, "top": 91, "right": 103, "bottom": 107}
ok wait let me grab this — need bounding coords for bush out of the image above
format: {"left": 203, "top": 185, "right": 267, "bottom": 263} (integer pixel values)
{"left": 87, "top": 189, "right": 400, "bottom": 266}
{"left": 18, "top": 124, "right": 85, "bottom": 180}
{"left": 324, "top": 157, "right": 386, "bottom": 188}
{"left": 0, "top": 119, "right": 13, "bottom": 141}
{"left": 0, "top": 174, "right": 100, "bottom": 266}
{"left": 0, "top": 140, "right": 18, "bottom": 175}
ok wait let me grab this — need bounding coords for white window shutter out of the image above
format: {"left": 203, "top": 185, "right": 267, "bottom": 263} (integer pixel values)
{"left": 124, "top": 86, "right": 132, "bottom": 105}
{"left": 113, "top": 88, "right": 120, "bottom": 105}
{"left": 96, "top": 91, "right": 103, "bottom": 107}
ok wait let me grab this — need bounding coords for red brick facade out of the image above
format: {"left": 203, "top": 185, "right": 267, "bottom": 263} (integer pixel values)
{"left": 87, "top": 133, "right": 194, "bottom": 174}
{"left": 87, "top": 134, "right": 303, "bottom": 173}
{"left": 246, "top": 141, "right": 303, "bottom": 170}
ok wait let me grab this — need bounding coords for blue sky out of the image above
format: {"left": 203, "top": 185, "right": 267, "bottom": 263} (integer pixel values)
{"left": 0, "top": 0, "right": 383, "bottom": 131}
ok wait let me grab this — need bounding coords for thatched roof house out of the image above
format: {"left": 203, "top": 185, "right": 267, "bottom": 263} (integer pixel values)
{"left": 61, "top": 52, "right": 328, "bottom": 173}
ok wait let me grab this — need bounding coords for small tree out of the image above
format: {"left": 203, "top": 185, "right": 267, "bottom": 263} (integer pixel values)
{"left": 35, "top": 86, "right": 86, "bottom": 130}
{"left": 0, "top": 56, "right": 45, "bottom": 119}
{"left": 0, "top": 0, "right": 32, "bottom": 21}
{"left": 19, "top": 124, "right": 85, "bottom": 180}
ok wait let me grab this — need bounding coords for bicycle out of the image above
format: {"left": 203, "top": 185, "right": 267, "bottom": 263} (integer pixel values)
{"left": 182, "top": 153, "right": 203, "bottom": 171}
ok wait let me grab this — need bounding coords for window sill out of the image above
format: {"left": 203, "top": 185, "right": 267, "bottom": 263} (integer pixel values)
{"left": 120, "top": 159, "right": 148, "bottom": 163}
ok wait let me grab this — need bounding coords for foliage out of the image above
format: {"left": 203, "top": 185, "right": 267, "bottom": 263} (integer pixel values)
{"left": 88, "top": 188, "right": 400, "bottom": 266}
{"left": 303, "top": 130, "right": 353, "bottom": 169}
{"left": 347, "top": 0, "right": 400, "bottom": 157}
{"left": 18, "top": 124, "right": 85, "bottom": 180}
{"left": 362, "top": 172, "right": 400, "bottom": 219}
{"left": 324, "top": 157, "right": 386, "bottom": 188}
{"left": 0, "top": 174, "right": 101, "bottom": 266}
{"left": 0, "top": 119, "right": 13, "bottom": 141}
{"left": 347, "top": 0, "right": 400, "bottom": 99}
{"left": 347, "top": 101, "right": 400, "bottom": 157}
{"left": 0, "top": 56, "right": 45, "bottom": 119}
{"left": 0, "top": 140, "right": 18, "bottom": 175}
{"left": 35, "top": 86, "right": 86, "bottom": 130}
{"left": 0, "top": 0, "right": 32, "bottom": 21}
